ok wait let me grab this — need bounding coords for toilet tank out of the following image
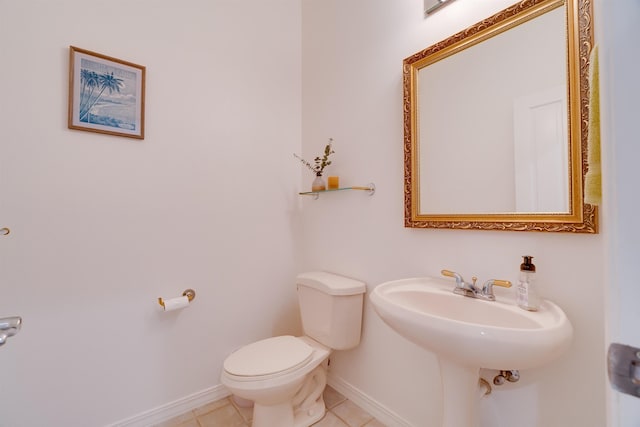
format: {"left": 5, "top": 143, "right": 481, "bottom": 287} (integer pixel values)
{"left": 296, "top": 271, "right": 366, "bottom": 350}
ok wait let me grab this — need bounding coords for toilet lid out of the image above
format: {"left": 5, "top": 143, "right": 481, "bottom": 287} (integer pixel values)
{"left": 224, "top": 336, "right": 314, "bottom": 378}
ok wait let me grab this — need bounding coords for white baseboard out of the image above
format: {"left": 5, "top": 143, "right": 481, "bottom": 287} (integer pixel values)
{"left": 106, "top": 384, "right": 230, "bottom": 427}
{"left": 107, "top": 376, "right": 411, "bottom": 427}
{"left": 327, "top": 374, "right": 414, "bottom": 427}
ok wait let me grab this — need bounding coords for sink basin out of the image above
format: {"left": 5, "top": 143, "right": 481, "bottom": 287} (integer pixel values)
{"left": 370, "top": 276, "right": 573, "bottom": 427}
{"left": 370, "top": 276, "right": 572, "bottom": 370}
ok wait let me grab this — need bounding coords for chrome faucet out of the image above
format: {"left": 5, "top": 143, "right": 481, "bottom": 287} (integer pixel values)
{"left": 441, "top": 270, "right": 511, "bottom": 301}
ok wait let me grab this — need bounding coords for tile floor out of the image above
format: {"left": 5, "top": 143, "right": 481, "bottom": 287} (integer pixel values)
{"left": 153, "top": 386, "right": 386, "bottom": 427}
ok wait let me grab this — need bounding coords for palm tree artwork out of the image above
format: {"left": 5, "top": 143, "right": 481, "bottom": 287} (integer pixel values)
{"left": 77, "top": 58, "right": 136, "bottom": 130}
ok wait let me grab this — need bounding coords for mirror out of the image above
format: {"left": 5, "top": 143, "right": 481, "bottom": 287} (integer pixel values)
{"left": 404, "top": 0, "right": 598, "bottom": 233}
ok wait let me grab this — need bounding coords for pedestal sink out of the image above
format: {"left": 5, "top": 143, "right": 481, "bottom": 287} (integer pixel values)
{"left": 370, "top": 276, "right": 572, "bottom": 427}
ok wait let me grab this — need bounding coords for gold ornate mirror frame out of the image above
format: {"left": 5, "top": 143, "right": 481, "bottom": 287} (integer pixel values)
{"left": 403, "top": 0, "right": 597, "bottom": 233}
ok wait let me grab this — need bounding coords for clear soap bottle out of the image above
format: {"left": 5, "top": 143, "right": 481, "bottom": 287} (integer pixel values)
{"left": 516, "top": 255, "right": 539, "bottom": 311}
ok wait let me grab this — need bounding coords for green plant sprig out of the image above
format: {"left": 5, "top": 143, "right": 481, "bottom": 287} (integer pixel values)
{"left": 293, "top": 138, "right": 335, "bottom": 175}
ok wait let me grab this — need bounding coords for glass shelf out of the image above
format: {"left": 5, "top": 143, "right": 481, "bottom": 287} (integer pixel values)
{"left": 299, "top": 183, "right": 375, "bottom": 199}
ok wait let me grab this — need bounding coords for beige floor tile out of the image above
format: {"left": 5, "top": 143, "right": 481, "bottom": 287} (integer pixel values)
{"left": 323, "top": 386, "right": 347, "bottom": 409}
{"left": 313, "top": 411, "right": 350, "bottom": 427}
{"left": 193, "top": 397, "right": 233, "bottom": 417}
{"left": 331, "top": 400, "right": 374, "bottom": 427}
{"left": 197, "top": 404, "right": 248, "bottom": 427}
{"left": 229, "top": 399, "right": 254, "bottom": 423}
{"left": 363, "top": 419, "right": 387, "bottom": 427}
{"left": 152, "top": 411, "right": 195, "bottom": 427}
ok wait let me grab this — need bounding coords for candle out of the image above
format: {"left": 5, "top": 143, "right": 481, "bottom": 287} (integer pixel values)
{"left": 328, "top": 176, "right": 339, "bottom": 189}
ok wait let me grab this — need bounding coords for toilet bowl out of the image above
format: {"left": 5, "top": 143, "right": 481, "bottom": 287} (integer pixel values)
{"left": 220, "top": 271, "right": 366, "bottom": 427}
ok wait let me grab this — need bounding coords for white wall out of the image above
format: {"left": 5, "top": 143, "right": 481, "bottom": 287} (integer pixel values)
{"left": 301, "top": 0, "right": 605, "bottom": 426}
{"left": 0, "top": 1, "right": 302, "bottom": 426}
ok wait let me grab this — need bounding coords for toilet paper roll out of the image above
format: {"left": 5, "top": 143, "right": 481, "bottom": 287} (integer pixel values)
{"left": 162, "top": 295, "right": 190, "bottom": 311}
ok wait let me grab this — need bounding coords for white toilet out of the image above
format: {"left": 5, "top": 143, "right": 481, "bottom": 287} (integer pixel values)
{"left": 220, "top": 271, "right": 366, "bottom": 427}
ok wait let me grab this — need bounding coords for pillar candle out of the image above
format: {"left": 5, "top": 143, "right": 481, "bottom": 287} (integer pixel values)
{"left": 328, "top": 176, "right": 339, "bottom": 189}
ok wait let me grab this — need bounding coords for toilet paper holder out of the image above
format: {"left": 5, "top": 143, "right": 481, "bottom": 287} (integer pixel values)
{"left": 158, "top": 289, "right": 196, "bottom": 308}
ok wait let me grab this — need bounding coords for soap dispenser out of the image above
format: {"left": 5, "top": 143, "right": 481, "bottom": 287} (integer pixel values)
{"left": 516, "top": 255, "right": 539, "bottom": 311}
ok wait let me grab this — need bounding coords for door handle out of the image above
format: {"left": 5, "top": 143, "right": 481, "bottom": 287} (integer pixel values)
{"left": 608, "top": 342, "right": 640, "bottom": 398}
{"left": 0, "top": 316, "right": 22, "bottom": 347}
{"left": 0, "top": 227, "right": 9, "bottom": 236}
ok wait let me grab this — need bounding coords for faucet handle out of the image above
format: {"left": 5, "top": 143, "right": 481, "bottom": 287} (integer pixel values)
{"left": 479, "top": 279, "right": 512, "bottom": 301}
{"left": 441, "top": 270, "right": 465, "bottom": 286}
{"left": 441, "top": 269, "right": 457, "bottom": 279}
{"left": 492, "top": 280, "right": 512, "bottom": 289}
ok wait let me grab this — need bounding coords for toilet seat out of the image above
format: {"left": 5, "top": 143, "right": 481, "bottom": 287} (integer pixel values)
{"left": 223, "top": 336, "right": 314, "bottom": 381}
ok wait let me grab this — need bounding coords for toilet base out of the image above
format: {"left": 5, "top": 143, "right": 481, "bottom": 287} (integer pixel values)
{"left": 250, "top": 364, "right": 327, "bottom": 427}
{"left": 252, "top": 401, "right": 294, "bottom": 427}
{"left": 252, "top": 396, "right": 325, "bottom": 427}
{"left": 294, "top": 396, "right": 325, "bottom": 427}
{"left": 292, "top": 364, "right": 326, "bottom": 426}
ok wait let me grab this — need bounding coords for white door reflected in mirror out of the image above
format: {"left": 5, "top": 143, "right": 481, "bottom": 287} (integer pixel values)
{"left": 514, "top": 85, "right": 569, "bottom": 213}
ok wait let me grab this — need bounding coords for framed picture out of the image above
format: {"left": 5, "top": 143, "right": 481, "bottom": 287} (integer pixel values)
{"left": 68, "top": 46, "right": 145, "bottom": 139}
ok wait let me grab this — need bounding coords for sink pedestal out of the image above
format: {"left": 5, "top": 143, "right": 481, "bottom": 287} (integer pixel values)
{"left": 439, "top": 358, "right": 480, "bottom": 427}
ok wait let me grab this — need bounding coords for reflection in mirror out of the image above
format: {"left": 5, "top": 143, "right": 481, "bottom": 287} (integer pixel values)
{"left": 404, "top": 0, "right": 598, "bottom": 233}
{"left": 419, "top": 7, "right": 567, "bottom": 214}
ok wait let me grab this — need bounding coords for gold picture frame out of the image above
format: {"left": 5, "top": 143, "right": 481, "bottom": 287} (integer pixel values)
{"left": 68, "top": 46, "right": 146, "bottom": 139}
